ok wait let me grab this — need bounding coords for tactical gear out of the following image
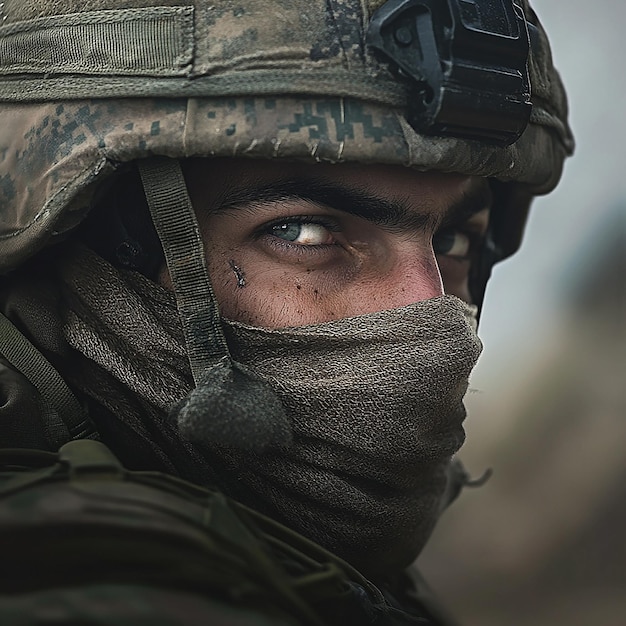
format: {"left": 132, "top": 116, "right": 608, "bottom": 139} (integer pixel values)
{"left": 367, "top": 0, "right": 532, "bottom": 145}
{"left": 0, "top": 439, "right": 450, "bottom": 625}
{"left": 0, "top": 311, "right": 96, "bottom": 447}
{"left": 0, "top": 0, "right": 573, "bottom": 278}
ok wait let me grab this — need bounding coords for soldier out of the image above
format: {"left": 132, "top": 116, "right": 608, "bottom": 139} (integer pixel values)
{"left": 0, "top": 0, "right": 573, "bottom": 624}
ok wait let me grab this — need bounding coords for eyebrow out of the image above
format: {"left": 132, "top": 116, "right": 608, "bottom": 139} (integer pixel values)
{"left": 212, "top": 176, "right": 492, "bottom": 232}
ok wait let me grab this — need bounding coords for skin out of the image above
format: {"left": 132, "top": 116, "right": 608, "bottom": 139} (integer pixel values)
{"left": 160, "top": 158, "right": 491, "bottom": 328}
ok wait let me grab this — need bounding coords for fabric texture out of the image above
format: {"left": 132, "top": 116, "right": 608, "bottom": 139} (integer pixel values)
{"left": 8, "top": 245, "right": 481, "bottom": 577}
{"left": 0, "top": 311, "right": 94, "bottom": 446}
{"left": 0, "top": 0, "right": 574, "bottom": 274}
{"left": 0, "top": 6, "right": 194, "bottom": 76}
{"left": 211, "top": 294, "right": 481, "bottom": 575}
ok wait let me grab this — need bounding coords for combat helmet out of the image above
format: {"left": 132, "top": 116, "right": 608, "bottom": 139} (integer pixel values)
{"left": 0, "top": 0, "right": 573, "bottom": 285}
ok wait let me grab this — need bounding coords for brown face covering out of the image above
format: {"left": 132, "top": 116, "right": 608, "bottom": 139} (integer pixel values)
{"left": 178, "top": 294, "right": 482, "bottom": 575}
{"left": 55, "top": 246, "right": 481, "bottom": 576}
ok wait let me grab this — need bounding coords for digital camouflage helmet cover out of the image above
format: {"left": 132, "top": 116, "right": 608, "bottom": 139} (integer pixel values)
{"left": 0, "top": 0, "right": 573, "bottom": 284}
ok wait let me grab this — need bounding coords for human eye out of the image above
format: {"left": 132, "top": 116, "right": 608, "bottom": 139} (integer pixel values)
{"left": 433, "top": 207, "right": 489, "bottom": 303}
{"left": 266, "top": 218, "right": 338, "bottom": 247}
{"left": 433, "top": 228, "right": 472, "bottom": 259}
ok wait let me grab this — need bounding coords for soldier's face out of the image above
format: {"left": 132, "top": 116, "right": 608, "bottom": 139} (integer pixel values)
{"left": 165, "top": 158, "right": 491, "bottom": 328}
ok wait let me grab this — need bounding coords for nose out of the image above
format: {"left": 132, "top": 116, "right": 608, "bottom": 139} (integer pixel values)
{"left": 348, "top": 248, "right": 444, "bottom": 318}
{"left": 390, "top": 249, "right": 444, "bottom": 306}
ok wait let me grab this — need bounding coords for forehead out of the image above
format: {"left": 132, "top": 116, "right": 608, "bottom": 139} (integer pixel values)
{"left": 183, "top": 157, "right": 485, "bottom": 212}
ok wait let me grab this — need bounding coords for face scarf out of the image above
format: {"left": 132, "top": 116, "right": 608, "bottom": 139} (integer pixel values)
{"left": 51, "top": 246, "right": 482, "bottom": 576}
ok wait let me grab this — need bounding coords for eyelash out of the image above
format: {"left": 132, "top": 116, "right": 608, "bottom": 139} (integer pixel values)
{"left": 254, "top": 213, "right": 487, "bottom": 265}
{"left": 433, "top": 225, "right": 485, "bottom": 260}
{"left": 257, "top": 215, "right": 341, "bottom": 251}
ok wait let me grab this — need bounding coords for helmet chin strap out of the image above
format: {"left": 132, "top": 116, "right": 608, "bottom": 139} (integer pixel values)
{"left": 137, "top": 157, "right": 291, "bottom": 453}
{"left": 137, "top": 157, "right": 228, "bottom": 375}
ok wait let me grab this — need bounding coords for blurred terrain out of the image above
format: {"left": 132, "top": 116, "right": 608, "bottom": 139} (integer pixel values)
{"left": 417, "top": 2, "right": 626, "bottom": 624}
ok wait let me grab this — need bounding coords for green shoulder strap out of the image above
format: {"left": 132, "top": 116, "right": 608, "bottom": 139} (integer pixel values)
{"left": 0, "top": 311, "right": 97, "bottom": 448}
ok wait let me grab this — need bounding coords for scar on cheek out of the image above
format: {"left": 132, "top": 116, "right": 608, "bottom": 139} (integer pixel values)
{"left": 228, "top": 260, "right": 246, "bottom": 288}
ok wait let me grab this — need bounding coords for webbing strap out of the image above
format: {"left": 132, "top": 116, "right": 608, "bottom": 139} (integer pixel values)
{"left": 0, "top": 7, "right": 194, "bottom": 77}
{"left": 0, "top": 311, "right": 96, "bottom": 447}
{"left": 137, "top": 158, "right": 291, "bottom": 452}
{"left": 137, "top": 157, "right": 230, "bottom": 384}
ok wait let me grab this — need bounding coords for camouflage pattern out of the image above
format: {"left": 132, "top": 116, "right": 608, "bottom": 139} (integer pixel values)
{"left": 0, "top": 0, "right": 574, "bottom": 273}
{"left": 0, "top": 441, "right": 387, "bottom": 626}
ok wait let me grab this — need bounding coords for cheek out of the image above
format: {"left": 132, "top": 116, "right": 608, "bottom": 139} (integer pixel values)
{"left": 207, "top": 256, "right": 337, "bottom": 326}
{"left": 339, "top": 248, "right": 444, "bottom": 314}
{"left": 203, "top": 235, "right": 443, "bottom": 327}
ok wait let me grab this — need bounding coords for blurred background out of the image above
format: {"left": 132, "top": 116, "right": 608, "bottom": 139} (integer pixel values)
{"left": 418, "top": 1, "right": 626, "bottom": 625}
